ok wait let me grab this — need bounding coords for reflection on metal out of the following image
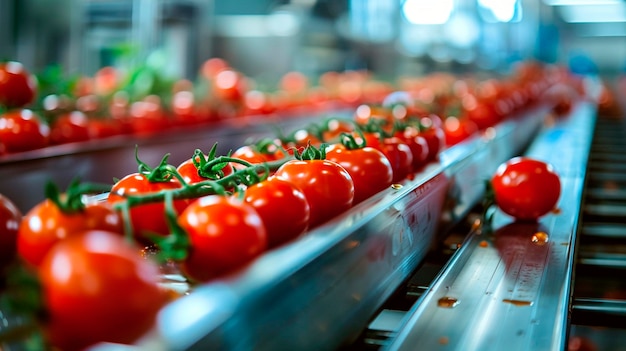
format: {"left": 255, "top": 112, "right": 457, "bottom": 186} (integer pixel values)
{"left": 153, "top": 106, "right": 550, "bottom": 351}
{"left": 386, "top": 103, "right": 595, "bottom": 351}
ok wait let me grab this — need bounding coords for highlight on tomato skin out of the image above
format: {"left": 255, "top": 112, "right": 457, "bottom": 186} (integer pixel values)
{"left": 39, "top": 230, "right": 169, "bottom": 351}
{"left": 491, "top": 157, "right": 561, "bottom": 221}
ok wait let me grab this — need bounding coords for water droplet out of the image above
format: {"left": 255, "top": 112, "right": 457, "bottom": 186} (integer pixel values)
{"left": 531, "top": 232, "right": 549, "bottom": 246}
{"left": 502, "top": 299, "right": 533, "bottom": 306}
{"left": 391, "top": 183, "right": 403, "bottom": 190}
{"left": 437, "top": 296, "right": 459, "bottom": 308}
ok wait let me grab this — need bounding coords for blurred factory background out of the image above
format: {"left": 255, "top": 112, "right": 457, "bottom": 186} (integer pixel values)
{"left": 1, "top": 0, "right": 625, "bottom": 84}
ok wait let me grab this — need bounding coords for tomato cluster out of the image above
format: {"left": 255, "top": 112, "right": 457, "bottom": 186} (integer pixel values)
{"left": 0, "top": 60, "right": 581, "bottom": 350}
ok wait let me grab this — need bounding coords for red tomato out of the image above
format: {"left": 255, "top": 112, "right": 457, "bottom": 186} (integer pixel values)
{"left": 244, "top": 176, "right": 310, "bottom": 248}
{"left": 17, "top": 199, "right": 123, "bottom": 267}
{"left": 491, "top": 157, "right": 561, "bottom": 221}
{"left": 0, "top": 194, "right": 22, "bottom": 268}
{"left": 177, "top": 195, "right": 267, "bottom": 282}
{"left": 365, "top": 135, "right": 413, "bottom": 183}
{"left": 395, "top": 126, "right": 429, "bottom": 172}
{"left": 325, "top": 143, "right": 393, "bottom": 204}
{"left": 177, "top": 155, "right": 234, "bottom": 184}
{"left": 49, "top": 111, "right": 92, "bottom": 145}
{"left": 0, "top": 61, "right": 37, "bottom": 108}
{"left": 419, "top": 115, "right": 446, "bottom": 162}
{"left": 88, "top": 117, "right": 124, "bottom": 139}
{"left": 39, "top": 230, "right": 168, "bottom": 351}
{"left": 107, "top": 174, "right": 189, "bottom": 239}
{"left": 443, "top": 116, "right": 479, "bottom": 147}
{"left": 274, "top": 159, "right": 354, "bottom": 227}
{"left": 230, "top": 142, "right": 286, "bottom": 171}
{"left": 128, "top": 98, "right": 169, "bottom": 136}
{"left": 0, "top": 109, "right": 49, "bottom": 154}
{"left": 212, "top": 69, "right": 248, "bottom": 103}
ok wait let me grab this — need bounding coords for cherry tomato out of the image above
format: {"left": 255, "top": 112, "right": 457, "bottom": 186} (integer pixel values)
{"left": 365, "top": 135, "right": 414, "bottom": 183}
{"left": 39, "top": 230, "right": 168, "bottom": 351}
{"left": 0, "top": 194, "right": 22, "bottom": 269}
{"left": 394, "top": 126, "right": 429, "bottom": 172}
{"left": 230, "top": 142, "right": 286, "bottom": 172}
{"left": 128, "top": 98, "right": 169, "bottom": 136}
{"left": 0, "top": 109, "right": 49, "bottom": 154}
{"left": 49, "top": 111, "right": 92, "bottom": 145}
{"left": 244, "top": 176, "right": 310, "bottom": 248}
{"left": 0, "top": 61, "right": 37, "bottom": 108}
{"left": 17, "top": 199, "right": 123, "bottom": 267}
{"left": 325, "top": 143, "right": 393, "bottom": 204}
{"left": 491, "top": 157, "right": 561, "bottom": 221}
{"left": 177, "top": 195, "right": 267, "bottom": 282}
{"left": 419, "top": 115, "right": 446, "bottom": 162}
{"left": 442, "top": 116, "right": 479, "bottom": 147}
{"left": 274, "top": 158, "right": 354, "bottom": 227}
{"left": 107, "top": 173, "right": 189, "bottom": 240}
{"left": 177, "top": 155, "right": 234, "bottom": 184}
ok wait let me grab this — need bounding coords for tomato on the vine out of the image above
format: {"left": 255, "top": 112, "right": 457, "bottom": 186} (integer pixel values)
{"left": 0, "top": 109, "right": 49, "bottom": 154}
{"left": 107, "top": 173, "right": 189, "bottom": 240}
{"left": 39, "top": 230, "right": 168, "bottom": 351}
{"left": 244, "top": 176, "right": 310, "bottom": 248}
{"left": 491, "top": 157, "right": 561, "bottom": 221}
{"left": 177, "top": 195, "right": 267, "bottom": 282}
{"left": 0, "top": 193, "right": 22, "bottom": 269}
{"left": 177, "top": 150, "right": 234, "bottom": 184}
{"left": 274, "top": 153, "right": 354, "bottom": 228}
{"left": 325, "top": 142, "right": 393, "bottom": 204}
{"left": 0, "top": 61, "right": 37, "bottom": 108}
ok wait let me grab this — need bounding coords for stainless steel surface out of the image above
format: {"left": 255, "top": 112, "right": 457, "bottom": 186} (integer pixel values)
{"left": 385, "top": 103, "right": 595, "bottom": 351}
{"left": 150, "top": 106, "right": 550, "bottom": 351}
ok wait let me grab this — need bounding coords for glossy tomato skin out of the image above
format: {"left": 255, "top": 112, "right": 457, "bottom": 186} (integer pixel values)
{"left": 0, "top": 194, "right": 22, "bottom": 268}
{"left": 366, "top": 136, "right": 414, "bottom": 183}
{"left": 395, "top": 127, "right": 429, "bottom": 172}
{"left": 107, "top": 173, "right": 189, "bottom": 240}
{"left": 491, "top": 157, "right": 561, "bottom": 221}
{"left": 443, "top": 116, "right": 479, "bottom": 147}
{"left": 274, "top": 159, "right": 354, "bottom": 228}
{"left": 49, "top": 111, "right": 92, "bottom": 145}
{"left": 244, "top": 176, "right": 310, "bottom": 248}
{"left": 0, "top": 109, "right": 49, "bottom": 154}
{"left": 325, "top": 143, "right": 393, "bottom": 204}
{"left": 177, "top": 195, "right": 267, "bottom": 282}
{"left": 39, "top": 230, "right": 168, "bottom": 351}
{"left": 17, "top": 199, "right": 123, "bottom": 267}
{"left": 0, "top": 61, "right": 37, "bottom": 108}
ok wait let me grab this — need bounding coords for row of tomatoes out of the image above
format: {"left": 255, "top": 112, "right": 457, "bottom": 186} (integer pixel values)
{"left": 0, "top": 63, "right": 572, "bottom": 350}
{"left": 0, "top": 59, "right": 392, "bottom": 155}
{"left": 1, "top": 58, "right": 582, "bottom": 156}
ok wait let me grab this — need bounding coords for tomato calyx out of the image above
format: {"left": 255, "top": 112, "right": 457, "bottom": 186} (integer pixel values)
{"left": 292, "top": 142, "right": 329, "bottom": 161}
{"left": 135, "top": 147, "right": 178, "bottom": 184}
{"left": 192, "top": 144, "right": 232, "bottom": 180}
{"left": 44, "top": 179, "right": 112, "bottom": 214}
{"left": 338, "top": 131, "right": 366, "bottom": 150}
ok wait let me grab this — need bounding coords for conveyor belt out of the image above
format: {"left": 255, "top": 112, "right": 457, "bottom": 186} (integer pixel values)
{"left": 352, "top": 102, "right": 597, "bottom": 351}
{"left": 569, "top": 115, "right": 626, "bottom": 351}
